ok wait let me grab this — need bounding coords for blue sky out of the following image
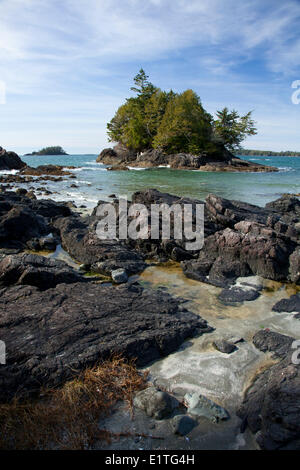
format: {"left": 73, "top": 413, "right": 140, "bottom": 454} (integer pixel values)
{"left": 0, "top": 0, "right": 300, "bottom": 154}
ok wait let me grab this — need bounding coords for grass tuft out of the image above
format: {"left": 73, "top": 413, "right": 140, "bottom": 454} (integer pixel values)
{"left": 0, "top": 356, "right": 148, "bottom": 450}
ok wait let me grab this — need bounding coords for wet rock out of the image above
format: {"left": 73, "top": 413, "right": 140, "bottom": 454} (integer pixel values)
{"left": 272, "top": 294, "right": 300, "bottom": 314}
{"left": 54, "top": 214, "right": 147, "bottom": 276}
{"left": 0, "top": 191, "right": 72, "bottom": 250}
{"left": 0, "top": 147, "right": 27, "bottom": 170}
{"left": 253, "top": 329, "right": 294, "bottom": 358}
{"left": 0, "top": 253, "right": 83, "bottom": 289}
{"left": 218, "top": 286, "right": 260, "bottom": 303}
{"left": 238, "top": 329, "right": 300, "bottom": 450}
{"left": 111, "top": 268, "right": 128, "bottom": 283}
{"left": 134, "top": 387, "right": 179, "bottom": 420}
{"left": 184, "top": 393, "right": 229, "bottom": 423}
{"left": 97, "top": 144, "right": 277, "bottom": 172}
{"left": 213, "top": 339, "right": 237, "bottom": 354}
{"left": 289, "top": 248, "right": 300, "bottom": 284}
{"left": 0, "top": 283, "right": 212, "bottom": 400}
{"left": 21, "top": 164, "right": 73, "bottom": 177}
{"left": 171, "top": 415, "right": 197, "bottom": 436}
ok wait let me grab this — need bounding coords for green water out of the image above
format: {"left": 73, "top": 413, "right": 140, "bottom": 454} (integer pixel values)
{"left": 19, "top": 154, "right": 300, "bottom": 208}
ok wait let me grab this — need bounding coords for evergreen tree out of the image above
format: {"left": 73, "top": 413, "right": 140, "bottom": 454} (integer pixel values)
{"left": 153, "top": 90, "right": 213, "bottom": 154}
{"left": 213, "top": 108, "right": 257, "bottom": 151}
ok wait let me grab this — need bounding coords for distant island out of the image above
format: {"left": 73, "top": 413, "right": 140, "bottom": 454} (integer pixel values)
{"left": 236, "top": 149, "right": 300, "bottom": 157}
{"left": 25, "top": 146, "right": 68, "bottom": 156}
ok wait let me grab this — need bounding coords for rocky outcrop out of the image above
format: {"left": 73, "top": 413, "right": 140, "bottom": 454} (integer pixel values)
{"left": 0, "top": 147, "right": 27, "bottom": 171}
{"left": 238, "top": 330, "right": 300, "bottom": 449}
{"left": 0, "top": 254, "right": 83, "bottom": 289}
{"left": 91, "top": 189, "right": 299, "bottom": 286}
{"left": 21, "top": 164, "right": 74, "bottom": 177}
{"left": 96, "top": 144, "right": 278, "bottom": 172}
{"left": 0, "top": 281, "right": 212, "bottom": 400}
{"left": 181, "top": 193, "right": 299, "bottom": 287}
{"left": 53, "top": 213, "right": 147, "bottom": 276}
{"left": 0, "top": 191, "right": 71, "bottom": 250}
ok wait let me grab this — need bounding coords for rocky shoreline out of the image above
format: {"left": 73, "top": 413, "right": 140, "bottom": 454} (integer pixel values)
{"left": 0, "top": 149, "right": 299, "bottom": 449}
{"left": 97, "top": 143, "right": 278, "bottom": 172}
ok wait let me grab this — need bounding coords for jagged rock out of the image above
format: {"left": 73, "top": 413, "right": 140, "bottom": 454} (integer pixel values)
{"left": 0, "top": 282, "right": 212, "bottom": 400}
{"left": 184, "top": 393, "right": 229, "bottom": 423}
{"left": 272, "top": 294, "right": 300, "bottom": 314}
{"left": 54, "top": 214, "right": 147, "bottom": 276}
{"left": 0, "top": 147, "right": 27, "bottom": 170}
{"left": 134, "top": 386, "right": 179, "bottom": 420}
{"left": 0, "top": 191, "right": 72, "bottom": 250}
{"left": 238, "top": 330, "right": 300, "bottom": 449}
{"left": 21, "top": 165, "right": 73, "bottom": 177}
{"left": 252, "top": 329, "right": 294, "bottom": 358}
{"left": 96, "top": 144, "right": 277, "bottom": 172}
{"left": 0, "top": 253, "right": 83, "bottom": 289}
{"left": 171, "top": 415, "right": 198, "bottom": 435}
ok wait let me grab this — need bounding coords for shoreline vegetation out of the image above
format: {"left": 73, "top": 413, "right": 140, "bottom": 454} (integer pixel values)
{"left": 236, "top": 149, "right": 300, "bottom": 157}
{"left": 24, "top": 146, "right": 68, "bottom": 156}
{"left": 96, "top": 70, "right": 278, "bottom": 172}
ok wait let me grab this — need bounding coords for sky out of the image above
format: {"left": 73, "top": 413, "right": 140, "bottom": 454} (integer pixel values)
{"left": 0, "top": 0, "right": 300, "bottom": 154}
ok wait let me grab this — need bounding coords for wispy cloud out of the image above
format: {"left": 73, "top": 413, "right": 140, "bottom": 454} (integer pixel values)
{"left": 0, "top": 0, "right": 299, "bottom": 152}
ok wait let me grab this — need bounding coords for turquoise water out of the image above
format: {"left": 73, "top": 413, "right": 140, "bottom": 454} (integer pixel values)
{"left": 21, "top": 154, "right": 300, "bottom": 208}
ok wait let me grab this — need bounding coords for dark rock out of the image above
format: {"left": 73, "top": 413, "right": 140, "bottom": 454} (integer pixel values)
{"left": 0, "top": 253, "right": 83, "bottom": 289}
{"left": 0, "top": 282, "right": 212, "bottom": 400}
{"left": 21, "top": 165, "right": 73, "bottom": 177}
{"left": 213, "top": 339, "right": 237, "bottom": 354}
{"left": 238, "top": 329, "right": 300, "bottom": 449}
{"left": 219, "top": 286, "right": 260, "bottom": 303}
{"left": 96, "top": 144, "right": 277, "bottom": 172}
{"left": 0, "top": 147, "right": 27, "bottom": 170}
{"left": 54, "top": 214, "right": 147, "bottom": 276}
{"left": 289, "top": 248, "right": 300, "bottom": 284}
{"left": 272, "top": 294, "right": 300, "bottom": 314}
{"left": 253, "top": 329, "right": 294, "bottom": 358}
{"left": 171, "top": 415, "right": 197, "bottom": 435}
{"left": 0, "top": 191, "right": 72, "bottom": 250}
{"left": 134, "top": 386, "right": 179, "bottom": 420}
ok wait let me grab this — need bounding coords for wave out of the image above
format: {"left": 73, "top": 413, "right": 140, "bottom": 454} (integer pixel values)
{"left": 67, "top": 166, "right": 107, "bottom": 172}
{"left": 0, "top": 169, "right": 20, "bottom": 175}
{"left": 127, "top": 166, "right": 147, "bottom": 171}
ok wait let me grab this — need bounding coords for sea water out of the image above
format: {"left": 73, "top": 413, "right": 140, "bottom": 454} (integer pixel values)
{"left": 19, "top": 154, "right": 300, "bottom": 209}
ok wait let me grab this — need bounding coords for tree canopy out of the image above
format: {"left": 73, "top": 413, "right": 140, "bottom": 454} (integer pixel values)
{"left": 26, "top": 146, "right": 68, "bottom": 156}
{"left": 213, "top": 108, "right": 257, "bottom": 152}
{"left": 107, "top": 70, "right": 257, "bottom": 154}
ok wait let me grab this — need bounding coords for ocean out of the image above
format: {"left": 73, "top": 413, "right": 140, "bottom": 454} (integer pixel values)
{"left": 15, "top": 154, "right": 300, "bottom": 209}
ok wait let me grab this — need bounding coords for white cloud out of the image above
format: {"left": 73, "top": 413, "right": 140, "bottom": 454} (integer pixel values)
{"left": 0, "top": 0, "right": 299, "bottom": 151}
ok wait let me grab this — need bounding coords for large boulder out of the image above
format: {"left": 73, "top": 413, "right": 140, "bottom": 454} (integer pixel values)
{"left": 0, "top": 147, "right": 26, "bottom": 171}
{"left": 0, "top": 282, "right": 212, "bottom": 400}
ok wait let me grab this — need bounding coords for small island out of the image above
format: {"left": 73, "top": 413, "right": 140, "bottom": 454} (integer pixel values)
{"left": 24, "top": 146, "right": 68, "bottom": 156}
{"left": 97, "top": 70, "right": 278, "bottom": 173}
